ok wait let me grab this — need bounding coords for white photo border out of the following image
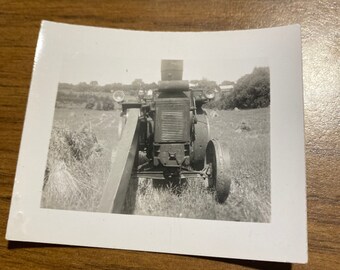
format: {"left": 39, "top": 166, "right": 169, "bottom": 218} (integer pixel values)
{"left": 6, "top": 21, "right": 307, "bottom": 263}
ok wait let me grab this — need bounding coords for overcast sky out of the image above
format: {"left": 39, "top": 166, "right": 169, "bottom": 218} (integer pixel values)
{"left": 59, "top": 54, "right": 268, "bottom": 85}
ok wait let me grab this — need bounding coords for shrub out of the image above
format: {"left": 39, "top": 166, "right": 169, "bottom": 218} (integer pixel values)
{"left": 205, "top": 67, "right": 270, "bottom": 110}
{"left": 85, "top": 98, "right": 96, "bottom": 109}
{"left": 225, "top": 67, "right": 270, "bottom": 109}
{"left": 102, "top": 97, "right": 115, "bottom": 111}
{"left": 95, "top": 101, "right": 102, "bottom": 110}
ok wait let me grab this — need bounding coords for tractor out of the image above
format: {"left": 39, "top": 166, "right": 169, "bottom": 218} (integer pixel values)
{"left": 99, "top": 60, "right": 231, "bottom": 213}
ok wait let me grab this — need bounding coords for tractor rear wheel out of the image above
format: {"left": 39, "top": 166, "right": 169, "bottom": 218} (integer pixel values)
{"left": 206, "top": 139, "right": 231, "bottom": 203}
{"left": 192, "top": 109, "right": 210, "bottom": 170}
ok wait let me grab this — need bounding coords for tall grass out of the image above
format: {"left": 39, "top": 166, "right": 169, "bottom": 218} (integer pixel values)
{"left": 42, "top": 107, "right": 270, "bottom": 223}
{"left": 133, "top": 108, "right": 270, "bottom": 222}
{"left": 134, "top": 178, "right": 219, "bottom": 219}
{"left": 41, "top": 124, "right": 109, "bottom": 211}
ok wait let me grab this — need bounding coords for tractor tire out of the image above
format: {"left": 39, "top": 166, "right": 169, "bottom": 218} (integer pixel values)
{"left": 192, "top": 110, "right": 210, "bottom": 170}
{"left": 206, "top": 139, "right": 231, "bottom": 203}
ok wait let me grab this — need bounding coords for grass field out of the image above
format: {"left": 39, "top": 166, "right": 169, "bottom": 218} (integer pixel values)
{"left": 134, "top": 108, "right": 270, "bottom": 222}
{"left": 41, "top": 106, "right": 270, "bottom": 222}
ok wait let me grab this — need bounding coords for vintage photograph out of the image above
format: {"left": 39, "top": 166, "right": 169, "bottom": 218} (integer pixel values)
{"left": 6, "top": 22, "right": 307, "bottom": 263}
{"left": 41, "top": 56, "right": 271, "bottom": 223}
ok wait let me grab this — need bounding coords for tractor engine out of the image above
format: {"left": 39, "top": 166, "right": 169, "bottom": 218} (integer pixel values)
{"left": 104, "top": 59, "right": 231, "bottom": 211}
{"left": 121, "top": 59, "right": 211, "bottom": 178}
{"left": 152, "top": 60, "right": 191, "bottom": 172}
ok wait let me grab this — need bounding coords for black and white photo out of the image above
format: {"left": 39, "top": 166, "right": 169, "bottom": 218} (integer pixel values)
{"left": 6, "top": 21, "right": 307, "bottom": 263}
{"left": 41, "top": 57, "right": 271, "bottom": 223}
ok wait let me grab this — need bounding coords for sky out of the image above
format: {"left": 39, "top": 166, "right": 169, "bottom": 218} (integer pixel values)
{"left": 59, "top": 54, "right": 268, "bottom": 85}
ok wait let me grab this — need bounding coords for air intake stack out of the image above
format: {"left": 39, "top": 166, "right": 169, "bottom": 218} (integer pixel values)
{"left": 159, "top": 60, "right": 189, "bottom": 92}
{"left": 161, "top": 60, "right": 183, "bottom": 81}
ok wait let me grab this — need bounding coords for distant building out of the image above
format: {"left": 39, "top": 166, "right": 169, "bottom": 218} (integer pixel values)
{"left": 219, "top": 84, "right": 234, "bottom": 94}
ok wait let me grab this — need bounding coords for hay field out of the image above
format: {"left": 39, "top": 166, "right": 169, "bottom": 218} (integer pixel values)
{"left": 134, "top": 108, "right": 270, "bottom": 222}
{"left": 41, "top": 107, "right": 270, "bottom": 222}
{"left": 41, "top": 108, "right": 120, "bottom": 211}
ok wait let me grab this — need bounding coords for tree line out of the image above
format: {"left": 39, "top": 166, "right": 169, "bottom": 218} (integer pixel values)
{"left": 204, "top": 67, "right": 270, "bottom": 110}
{"left": 59, "top": 80, "right": 158, "bottom": 96}
{"left": 59, "top": 66, "right": 270, "bottom": 110}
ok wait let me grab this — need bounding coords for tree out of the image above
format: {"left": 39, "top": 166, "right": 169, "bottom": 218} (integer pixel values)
{"left": 131, "top": 79, "right": 145, "bottom": 90}
{"left": 224, "top": 67, "right": 270, "bottom": 109}
{"left": 90, "top": 81, "right": 98, "bottom": 87}
{"left": 75, "top": 82, "right": 91, "bottom": 92}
